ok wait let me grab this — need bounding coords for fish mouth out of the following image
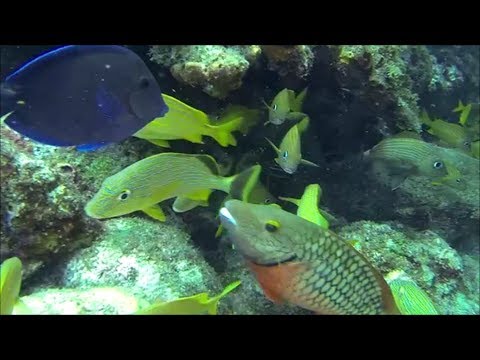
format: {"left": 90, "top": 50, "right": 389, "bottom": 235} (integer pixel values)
{"left": 219, "top": 206, "right": 237, "bottom": 226}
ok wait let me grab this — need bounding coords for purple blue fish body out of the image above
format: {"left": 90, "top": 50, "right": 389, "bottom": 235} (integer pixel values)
{"left": 1, "top": 45, "right": 168, "bottom": 149}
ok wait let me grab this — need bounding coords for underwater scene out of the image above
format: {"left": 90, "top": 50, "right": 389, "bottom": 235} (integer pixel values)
{"left": 0, "top": 45, "right": 479, "bottom": 315}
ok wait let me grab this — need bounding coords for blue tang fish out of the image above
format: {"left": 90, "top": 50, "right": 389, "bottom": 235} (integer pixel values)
{"left": 1, "top": 45, "right": 168, "bottom": 150}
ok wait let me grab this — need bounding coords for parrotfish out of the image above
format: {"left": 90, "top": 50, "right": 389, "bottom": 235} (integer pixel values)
{"left": 364, "top": 134, "right": 450, "bottom": 189}
{"left": 85, "top": 153, "right": 261, "bottom": 221}
{"left": 420, "top": 110, "right": 472, "bottom": 152}
{"left": 0, "top": 257, "right": 23, "bottom": 315}
{"left": 385, "top": 271, "right": 438, "bottom": 315}
{"left": 1, "top": 45, "right": 168, "bottom": 150}
{"left": 263, "top": 88, "right": 308, "bottom": 126}
{"left": 134, "top": 96, "right": 259, "bottom": 147}
{"left": 279, "top": 184, "right": 329, "bottom": 229}
{"left": 136, "top": 280, "right": 241, "bottom": 315}
{"left": 266, "top": 116, "right": 319, "bottom": 174}
{"left": 219, "top": 200, "right": 400, "bottom": 315}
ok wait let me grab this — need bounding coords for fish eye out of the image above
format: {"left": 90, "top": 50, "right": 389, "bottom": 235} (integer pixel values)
{"left": 139, "top": 77, "right": 150, "bottom": 89}
{"left": 433, "top": 161, "right": 443, "bottom": 169}
{"left": 464, "top": 141, "right": 470, "bottom": 146}
{"left": 265, "top": 220, "right": 280, "bottom": 232}
{"left": 456, "top": 179, "right": 461, "bottom": 183}
{"left": 264, "top": 199, "right": 271, "bottom": 204}
{"left": 282, "top": 151, "right": 288, "bottom": 159}
{"left": 272, "top": 104, "right": 277, "bottom": 111}
{"left": 118, "top": 190, "right": 131, "bottom": 201}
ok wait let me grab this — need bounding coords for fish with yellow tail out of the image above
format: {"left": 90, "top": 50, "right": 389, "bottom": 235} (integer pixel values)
{"left": 134, "top": 94, "right": 259, "bottom": 148}
{"left": 263, "top": 88, "right": 308, "bottom": 126}
{"left": 364, "top": 133, "right": 451, "bottom": 190}
{"left": 266, "top": 116, "right": 319, "bottom": 174}
{"left": 420, "top": 110, "right": 472, "bottom": 152}
{"left": 385, "top": 271, "right": 438, "bottom": 315}
{"left": 85, "top": 153, "right": 261, "bottom": 221}
{"left": 135, "top": 280, "right": 241, "bottom": 315}
{"left": 219, "top": 200, "right": 400, "bottom": 315}
{"left": 279, "top": 184, "right": 329, "bottom": 229}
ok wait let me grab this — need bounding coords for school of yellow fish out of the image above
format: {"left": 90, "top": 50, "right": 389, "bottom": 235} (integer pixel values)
{"left": 78, "top": 92, "right": 480, "bottom": 314}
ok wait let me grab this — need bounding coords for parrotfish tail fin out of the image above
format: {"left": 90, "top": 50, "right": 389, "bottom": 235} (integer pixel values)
{"left": 292, "top": 87, "right": 308, "bottom": 112}
{"left": 419, "top": 109, "right": 433, "bottom": 127}
{"left": 228, "top": 164, "right": 262, "bottom": 201}
{"left": 296, "top": 116, "right": 310, "bottom": 134}
{"left": 207, "top": 280, "right": 242, "bottom": 315}
{"left": 265, "top": 137, "right": 280, "bottom": 155}
{"left": 278, "top": 196, "right": 300, "bottom": 206}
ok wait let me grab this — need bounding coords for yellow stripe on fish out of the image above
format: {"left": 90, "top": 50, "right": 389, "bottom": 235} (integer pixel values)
{"left": 85, "top": 152, "right": 261, "bottom": 221}
{"left": 263, "top": 88, "right": 308, "bottom": 126}
{"left": 219, "top": 200, "right": 400, "bottom": 315}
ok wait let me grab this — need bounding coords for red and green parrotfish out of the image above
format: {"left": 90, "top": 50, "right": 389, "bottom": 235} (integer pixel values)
{"left": 385, "top": 271, "right": 438, "bottom": 315}
{"left": 266, "top": 116, "right": 319, "bottom": 174}
{"left": 219, "top": 200, "right": 400, "bottom": 315}
{"left": 134, "top": 94, "right": 259, "bottom": 148}
{"left": 1, "top": 257, "right": 23, "bottom": 315}
{"left": 263, "top": 88, "right": 308, "bottom": 126}
{"left": 420, "top": 109, "right": 472, "bottom": 152}
{"left": 85, "top": 153, "right": 261, "bottom": 221}
{"left": 279, "top": 184, "right": 329, "bottom": 229}
{"left": 135, "top": 280, "right": 241, "bottom": 315}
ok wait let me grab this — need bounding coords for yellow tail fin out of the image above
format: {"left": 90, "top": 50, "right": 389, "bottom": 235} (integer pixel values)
{"left": 207, "top": 280, "right": 242, "bottom": 315}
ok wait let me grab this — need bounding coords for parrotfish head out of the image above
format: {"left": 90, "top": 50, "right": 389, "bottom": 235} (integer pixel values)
{"left": 219, "top": 200, "right": 302, "bottom": 265}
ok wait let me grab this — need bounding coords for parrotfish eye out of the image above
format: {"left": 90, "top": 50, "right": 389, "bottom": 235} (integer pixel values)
{"left": 272, "top": 104, "right": 277, "bottom": 111}
{"left": 433, "top": 161, "right": 443, "bottom": 169}
{"left": 139, "top": 77, "right": 150, "bottom": 89}
{"left": 118, "top": 190, "right": 131, "bottom": 201}
{"left": 265, "top": 220, "right": 280, "bottom": 232}
{"left": 282, "top": 151, "right": 288, "bottom": 159}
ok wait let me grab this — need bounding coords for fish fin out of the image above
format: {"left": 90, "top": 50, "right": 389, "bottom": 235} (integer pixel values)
{"left": 215, "top": 224, "right": 224, "bottom": 238}
{"left": 420, "top": 109, "right": 433, "bottom": 126}
{"left": 229, "top": 165, "right": 262, "bottom": 201}
{"left": 394, "top": 131, "right": 422, "bottom": 140}
{"left": 292, "top": 87, "right": 308, "bottom": 112}
{"left": 12, "top": 298, "right": 32, "bottom": 315}
{"left": 459, "top": 103, "right": 472, "bottom": 126}
{"left": 389, "top": 174, "right": 409, "bottom": 191}
{"left": 426, "top": 129, "right": 435, "bottom": 135}
{"left": 206, "top": 126, "right": 237, "bottom": 147}
{"left": 296, "top": 116, "right": 310, "bottom": 134}
{"left": 207, "top": 280, "right": 242, "bottom": 315}
{"left": 300, "top": 158, "right": 320, "bottom": 168}
{"left": 265, "top": 137, "right": 280, "bottom": 155}
{"left": 172, "top": 196, "right": 209, "bottom": 213}
{"left": 76, "top": 143, "right": 108, "bottom": 151}
{"left": 453, "top": 100, "right": 465, "bottom": 113}
{"left": 278, "top": 196, "right": 300, "bottom": 206}
{"left": 182, "top": 189, "right": 212, "bottom": 202}
{"left": 145, "top": 138, "right": 171, "bottom": 148}
{"left": 142, "top": 205, "right": 166, "bottom": 221}
{"left": 0, "top": 111, "right": 14, "bottom": 125}
{"left": 261, "top": 98, "right": 272, "bottom": 111}
{"left": 286, "top": 112, "right": 307, "bottom": 122}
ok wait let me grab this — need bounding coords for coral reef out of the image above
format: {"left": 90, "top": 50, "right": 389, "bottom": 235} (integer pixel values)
{"left": 338, "top": 221, "right": 479, "bottom": 314}
{"left": 0, "top": 124, "right": 156, "bottom": 278}
{"left": 149, "top": 45, "right": 261, "bottom": 99}
{"left": 261, "top": 45, "right": 314, "bottom": 84}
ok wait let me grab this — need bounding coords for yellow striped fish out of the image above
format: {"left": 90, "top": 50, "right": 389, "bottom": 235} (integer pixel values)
{"left": 266, "top": 116, "right": 319, "bottom": 174}
{"left": 85, "top": 153, "right": 261, "bottom": 221}
{"left": 263, "top": 88, "right": 308, "bottom": 126}
{"left": 219, "top": 200, "right": 400, "bottom": 315}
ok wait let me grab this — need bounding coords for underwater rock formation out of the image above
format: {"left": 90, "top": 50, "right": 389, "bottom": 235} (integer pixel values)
{"left": 149, "top": 45, "right": 261, "bottom": 99}
{"left": 0, "top": 124, "right": 155, "bottom": 278}
{"left": 261, "top": 45, "right": 314, "bottom": 84}
{"left": 338, "top": 221, "right": 479, "bottom": 314}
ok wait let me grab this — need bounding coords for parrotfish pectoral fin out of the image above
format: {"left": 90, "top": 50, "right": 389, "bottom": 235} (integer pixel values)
{"left": 301, "top": 158, "right": 320, "bottom": 168}
{"left": 142, "top": 205, "right": 166, "bottom": 221}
